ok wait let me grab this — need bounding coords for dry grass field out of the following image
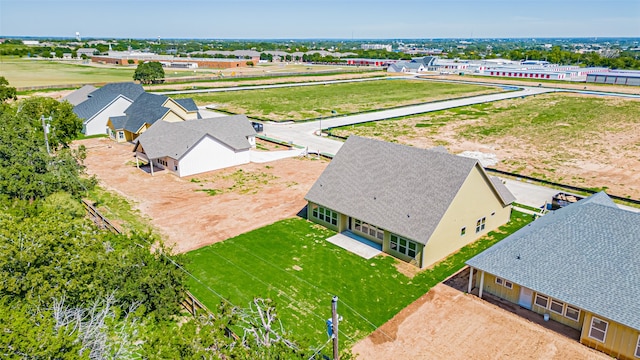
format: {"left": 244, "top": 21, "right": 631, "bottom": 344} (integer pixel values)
{"left": 1, "top": 56, "right": 371, "bottom": 89}
{"left": 332, "top": 93, "right": 640, "bottom": 199}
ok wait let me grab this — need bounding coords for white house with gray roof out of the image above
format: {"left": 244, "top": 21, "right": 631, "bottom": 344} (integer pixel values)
{"left": 305, "top": 136, "right": 514, "bottom": 268}
{"left": 72, "top": 82, "right": 145, "bottom": 136}
{"left": 133, "top": 115, "right": 256, "bottom": 177}
{"left": 466, "top": 192, "right": 640, "bottom": 359}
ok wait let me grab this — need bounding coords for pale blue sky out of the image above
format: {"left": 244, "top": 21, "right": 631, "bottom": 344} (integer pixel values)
{"left": 1, "top": 0, "right": 638, "bottom": 39}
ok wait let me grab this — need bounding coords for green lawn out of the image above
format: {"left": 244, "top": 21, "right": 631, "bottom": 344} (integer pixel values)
{"left": 173, "top": 79, "right": 503, "bottom": 121}
{"left": 184, "top": 211, "right": 532, "bottom": 350}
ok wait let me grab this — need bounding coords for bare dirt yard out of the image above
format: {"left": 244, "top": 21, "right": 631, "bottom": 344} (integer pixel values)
{"left": 352, "top": 279, "right": 610, "bottom": 360}
{"left": 79, "top": 137, "right": 328, "bottom": 253}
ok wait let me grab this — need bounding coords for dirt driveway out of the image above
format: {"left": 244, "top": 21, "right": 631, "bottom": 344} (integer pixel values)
{"left": 352, "top": 278, "right": 609, "bottom": 360}
{"left": 79, "top": 137, "right": 327, "bottom": 253}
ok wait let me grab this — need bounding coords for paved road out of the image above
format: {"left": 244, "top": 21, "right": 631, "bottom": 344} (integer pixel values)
{"left": 157, "top": 76, "right": 387, "bottom": 95}
{"left": 502, "top": 178, "right": 640, "bottom": 213}
{"left": 186, "top": 76, "right": 638, "bottom": 210}
{"left": 262, "top": 86, "right": 552, "bottom": 156}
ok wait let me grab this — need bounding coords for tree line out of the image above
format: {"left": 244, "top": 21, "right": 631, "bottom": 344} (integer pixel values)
{"left": 0, "top": 78, "right": 347, "bottom": 359}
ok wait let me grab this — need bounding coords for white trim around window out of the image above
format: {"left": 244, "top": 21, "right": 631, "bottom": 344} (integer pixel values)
{"left": 389, "top": 234, "right": 418, "bottom": 259}
{"left": 549, "top": 299, "right": 564, "bottom": 315}
{"left": 311, "top": 205, "right": 338, "bottom": 226}
{"left": 534, "top": 294, "right": 549, "bottom": 308}
{"left": 475, "top": 217, "right": 486, "bottom": 233}
{"left": 634, "top": 334, "right": 640, "bottom": 358}
{"left": 564, "top": 305, "right": 580, "bottom": 322}
{"left": 588, "top": 317, "right": 608, "bottom": 343}
{"left": 494, "top": 277, "right": 513, "bottom": 289}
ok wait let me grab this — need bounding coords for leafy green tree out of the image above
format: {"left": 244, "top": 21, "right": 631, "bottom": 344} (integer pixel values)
{"left": 16, "top": 96, "right": 83, "bottom": 148}
{"left": 134, "top": 61, "right": 165, "bottom": 84}
{"left": 0, "top": 300, "right": 85, "bottom": 359}
{"left": 0, "top": 76, "right": 16, "bottom": 103}
{"left": 0, "top": 99, "right": 91, "bottom": 200}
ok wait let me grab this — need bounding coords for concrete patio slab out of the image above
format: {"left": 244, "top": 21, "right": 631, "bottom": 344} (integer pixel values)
{"left": 326, "top": 231, "right": 382, "bottom": 259}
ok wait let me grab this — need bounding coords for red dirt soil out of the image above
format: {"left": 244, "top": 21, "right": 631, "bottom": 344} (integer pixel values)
{"left": 352, "top": 282, "right": 610, "bottom": 360}
{"left": 79, "top": 137, "right": 328, "bottom": 253}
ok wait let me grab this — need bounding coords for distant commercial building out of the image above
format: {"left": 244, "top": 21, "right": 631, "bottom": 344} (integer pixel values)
{"left": 346, "top": 58, "right": 400, "bottom": 67}
{"left": 77, "top": 48, "right": 98, "bottom": 58}
{"left": 91, "top": 51, "right": 258, "bottom": 69}
{"left": 361, "top": 44, "right": 392, "bottom": 52}
{"left": 587, "top": 70, "right": 640, "bottom": 86}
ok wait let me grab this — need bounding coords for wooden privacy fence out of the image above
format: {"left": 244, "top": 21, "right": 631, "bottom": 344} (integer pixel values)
{"left": 81, "top": 199, "right": 122, "bottom": 235}
{"left": 181, "top": 290, "right": 211, "bottom": 316}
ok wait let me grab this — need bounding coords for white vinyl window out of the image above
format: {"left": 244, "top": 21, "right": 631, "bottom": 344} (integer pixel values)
{"left": 534, "top": 294, "right": 548, "bottom": 308}
{"left": 635, "top": 334, "right": 640, "bottom": 358}
{"left": 588, "top": 317, "right": 608, "bottom": 343}
{"left": 549, "top": 299, "right": 564, "bottom": 315}
{"left": 476, "top": 217, "right": 486, "bottom": 233}
{"left": 390, "top": 234, "right": 418, "bottom": 259}
{"left": 311, "top": 205, "right": 337, "bottom": 226}
{"left": 495, "top": 277, "right": 513, "bottom": 289}
{"left": 564, "top": 305, "right": 580, "bottom": 322}
{"left": 353, "top": 219, "right": 384, "bottom": 240}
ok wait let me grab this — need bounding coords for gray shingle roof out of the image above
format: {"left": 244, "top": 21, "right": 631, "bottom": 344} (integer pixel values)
{"left": 490, "top": 177, "right": 517, "bottom": 205}
{"left": 73, "top": 82, "right": 144, "bottom": 121}
{"left": 305, "top": 136, "right": 511, "bottom": 245}
{"left": 174, "top": 98, "right": 199, "bottom": 112}
{"left": 109, "top": 116, "right": 127, "bottom": 130}
{"left": 466, "top": 192, "right": 640, "bottom": 331}
{"left": 61, "top": 85, "right": 96, "bottom": 106}
{"left": 134, "top": 115, "right": 256, "bottom": 160}
{"left": 118, "top": 92, "right": 170, "bottom": 132}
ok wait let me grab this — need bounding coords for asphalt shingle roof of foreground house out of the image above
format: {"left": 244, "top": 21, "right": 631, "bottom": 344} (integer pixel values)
{"left": 305, "top": 136, "right": 514, "bottom": 245}
{"left": 134, "top": 115, "right": 256, "bottom": 160}
{"left": 466, "top": 192, "right": 640, "bottom": 331}
{"left": 73, "top": 82, "right": 145, "bottom": 120}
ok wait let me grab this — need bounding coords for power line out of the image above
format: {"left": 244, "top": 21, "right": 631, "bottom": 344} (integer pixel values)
{"left": 201, "top": 246, "right": 339, "bottom": 334}
{"left": 228, "top": 242, "right": 394, "bottom": 341}
{"left": 308, "top": 337, "right": 333, "bottom": 360}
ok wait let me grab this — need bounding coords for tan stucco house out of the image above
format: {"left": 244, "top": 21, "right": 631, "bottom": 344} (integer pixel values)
{"left": 106, "top": 93, "right": 199, "bottom": 143}
{"left": 466, "top": 192, "right": 640, "bottom": 360}
{"left": 305, "top": 136, "right": 515, "bottom": 268}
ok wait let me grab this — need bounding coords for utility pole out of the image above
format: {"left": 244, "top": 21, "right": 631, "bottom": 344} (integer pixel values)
{"left": 41, "top": 115, "right": 52, "bottom": 155}
{"left": 331, "top": 296, "right": 339, "bottom": 360}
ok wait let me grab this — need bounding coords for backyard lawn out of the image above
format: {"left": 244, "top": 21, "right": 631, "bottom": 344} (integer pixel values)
{"left": 184, "top": 211, "right": 532, "bottom": 351}
{"left": 173, "top": 79, "right": 502, "bottom": 121}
